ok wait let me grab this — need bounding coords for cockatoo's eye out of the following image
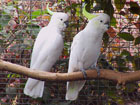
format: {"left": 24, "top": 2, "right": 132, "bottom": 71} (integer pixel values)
{"left": 100, "top": 20, "right": 103, "bottom": 23}
{"left": 60, "top": 19, "right": 63, "bottom": 21}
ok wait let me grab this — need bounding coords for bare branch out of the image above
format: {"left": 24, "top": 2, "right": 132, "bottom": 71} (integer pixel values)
{"left": 0, "top": 60, "right": 140, "bottom": 84}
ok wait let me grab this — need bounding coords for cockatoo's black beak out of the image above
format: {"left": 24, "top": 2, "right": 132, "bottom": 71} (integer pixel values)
{"left": 64, "top": 21, "right": 69, "bottom": 28}
{"left": 105, "top": 22, "right": 110, "bottom": 29}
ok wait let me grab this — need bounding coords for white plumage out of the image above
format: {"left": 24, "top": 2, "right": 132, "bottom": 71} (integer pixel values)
{"left": 24, "top": 12, "right": 69, "bottom": 98}
{"left": 66, "top": 13, "right": 110, "bottom": 100}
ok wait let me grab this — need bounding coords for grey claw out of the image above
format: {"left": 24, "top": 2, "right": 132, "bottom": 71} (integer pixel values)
{"left": 96, "top": 66, "right": 100, "bottom": 77}
{"left": 90, "top": 65, "right": 100, "bottom": 77}
{"left": 81, "top": 69, "right": 87, "bottom": 79}
{"left": 97, "top": 69, "right": 100, "bottom": 76}
{"left": 90, "top": 64, "right": 96, "bottom": 70}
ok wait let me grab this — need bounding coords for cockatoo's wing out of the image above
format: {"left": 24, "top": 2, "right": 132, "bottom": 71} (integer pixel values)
{"left": 30, "top": 27, "right": 49, "bottom": 68}
{"left": 67, "top": 33, "right": 83, "bottom": 72}
{"left": 31, "top": 33, "right": 63, "bottom": 70}
{"left": 66, "top": 32, "right": 86, "bottom": 100}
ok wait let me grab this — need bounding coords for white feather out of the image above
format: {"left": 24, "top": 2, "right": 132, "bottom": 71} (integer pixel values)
{"left": 66, "top": 13, "right": 110, "bottom": 100}
{"left": 24, "top": 12, "right": 69, "bottom": 98}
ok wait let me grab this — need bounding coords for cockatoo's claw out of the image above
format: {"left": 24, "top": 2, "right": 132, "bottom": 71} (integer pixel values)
{"left": 90, "top": 64, "right": 96, "bottom": 69}
{"left": 81, "top": 69, "right": 87, "bottom": 79}
{"left": 96, "top": 67, "right": 100, "bottom": 77}
{"left": 90, "top": 65, "right": 100, "bottom": 77}
{"left": 94, "top": 66, "right": 100, "bottom": 77}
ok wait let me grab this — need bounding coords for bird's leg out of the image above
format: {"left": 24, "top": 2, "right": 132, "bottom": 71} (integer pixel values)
{"left": 80, "top": 64, "right": 100, "bottom": 79}
{"left": 80, "top": 68, "right": 87, "bottom": 79}
{"left": 90, "top": 64, "right": 100, "bottom": 76}
{"left": 96, "top": 66, "right": 100, "bottom": 76}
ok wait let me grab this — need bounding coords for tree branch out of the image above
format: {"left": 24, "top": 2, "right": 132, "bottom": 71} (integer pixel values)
{"left": 0, "top": 60, "right": 140, "bottom": 84}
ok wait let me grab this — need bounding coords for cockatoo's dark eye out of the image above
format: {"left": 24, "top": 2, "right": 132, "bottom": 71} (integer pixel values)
{"left": 100, "top": 20, "right": 103, "bottom": 23}
{"left": 60, "top": 19, "right": 63, "bottom": 21}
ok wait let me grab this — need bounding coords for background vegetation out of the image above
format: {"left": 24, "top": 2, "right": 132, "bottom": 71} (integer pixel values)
{"left": 0, "top": 0, "right": 140, "bottom": 104}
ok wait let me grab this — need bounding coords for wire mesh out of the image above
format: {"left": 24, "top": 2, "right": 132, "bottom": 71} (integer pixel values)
{"left": 0, "top": 0, "right": 140, "bottom": 105}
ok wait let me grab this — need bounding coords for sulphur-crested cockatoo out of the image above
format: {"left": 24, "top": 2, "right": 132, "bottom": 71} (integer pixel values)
{"left": 66, "top": 4, "right": 110, "bottom": 100}
{"left": 24, "top": 4, "right": 69, "bottom": 98}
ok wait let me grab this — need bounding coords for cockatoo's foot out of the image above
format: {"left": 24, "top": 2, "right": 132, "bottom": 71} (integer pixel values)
{"left": 81, "top": 69, "right": 87, "bottom": 79}
{"left": 96, "top": 66, "right": 100, "bottom": 76}
{"left": 90, "top": 65, "right": 100, "bottom": 76}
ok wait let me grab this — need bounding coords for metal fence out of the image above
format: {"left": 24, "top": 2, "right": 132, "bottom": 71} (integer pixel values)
{"left": 0, "top": 0, "right": 140, "bottom": 105}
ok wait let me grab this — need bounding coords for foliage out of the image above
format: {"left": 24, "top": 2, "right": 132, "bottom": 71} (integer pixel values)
{"left": 0, "top": 0, "right": 140, "bottom": 105}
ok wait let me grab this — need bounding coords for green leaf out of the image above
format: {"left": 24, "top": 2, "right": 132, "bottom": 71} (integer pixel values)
{"left": 114, "top": 0, "right": 126, "bottom": 12}
{"left": 69, "top": 23, "right": 80, "bottom": 28}
{"left": 120, "top": 50, "right": 133, "bottom": 61}
{"left": 118, "top": 32, "right": 134, "bottom": 41}
{"left": 0, "top": 39, "right": 3, "bottom": 43}
{"left": 125, "top": 83, "right": 136, "bottom": 93}
{"left": 117, "top": 99, "right": 124, "bottom": 105}
{"left": 116, "top": 56, "right": 126, "bottom": 67}
{"left": 111, "top": 17, "right": 117, "bottom": 27}
{"left": 11, "top": 74, "right": 21, "bottom": 78}
{"left": 114, "top": 56, "right": 129, "bottom": 71}
{"left": 129, "top": 2, "right": 140, "bottom": 14}
{"left": 0, "top": 12, "right": 11, "bottom": 26}
{"left": 99, "top": 55, "right": 114, "bottom": 70}
{"left": 31, "top": 35, "right": 36, "bottom": 39}
{"left": 64, "top": 42, "right": 71, "bottom": 49}
{"left": 135, "top": 36, "right": 140, "bottom": 45}
{"left": 121, "top": 50, "right": 131, "bottom": 57}
{"left": 7, "top": 74, "right": 11, "bottom": 78}
{"left": 107, "top": 90, "right": 116, "bottom": 98}
{"left": 32, "top": 9, "right": 48, "bottom": 19}
{"left": 0, "top": 24, "right": 2, "bottom": 31}
{"left": 65, "top": 6, "right": 72, "bottom": 12}
{"left": 27, "top": 24, "right": 40, "bottom": 36}
{"left": 76, "top": 6, "right": 81, "bottom": 16}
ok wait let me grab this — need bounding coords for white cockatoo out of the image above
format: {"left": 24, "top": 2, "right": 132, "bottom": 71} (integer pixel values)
{"left": 24, "top": 4, "right": 69, "bottom": 98}
{"left": 66, "top": 4, "right": 110, "bottom": 100}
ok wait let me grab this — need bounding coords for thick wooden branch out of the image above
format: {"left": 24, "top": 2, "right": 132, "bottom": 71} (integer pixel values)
{"left": 0, "top": 60, "right": 140, "bottom": 84}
